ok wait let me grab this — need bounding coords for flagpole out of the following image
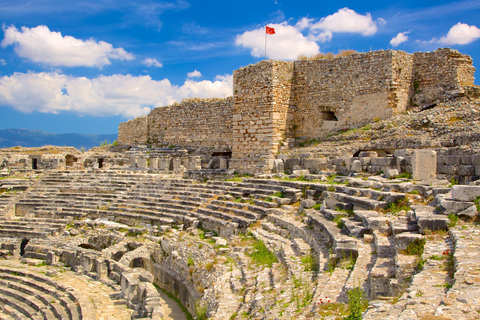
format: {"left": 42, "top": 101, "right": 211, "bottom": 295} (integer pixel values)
{"left": 265, "top": 28, "right": 267, "bottom": 60}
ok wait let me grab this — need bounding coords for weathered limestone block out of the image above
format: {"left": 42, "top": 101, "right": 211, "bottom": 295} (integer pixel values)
{"left": 412, "top": 149, "right": 437, "bottom": 180}
{"left": 219, "top": 158, "right": 228, "bottom": 170}
{"left": 303, "top": 158, "right": 327, "bottom": 173}
{"left": 158, "top": 157, "right": 170, "bottom": 171}
{"left": 351, "top": 159, "right": 363, "bottom": 173}
{"left": 137, "top": 157, "right": 147, "bottom": 169}
{"left": 359, "top": 151, "right": 378, "bottom": 157}
{"left": 384, "top": 168, "right": 399, "bottom": 179}
{"left": 440, "top": 198, "right": 475, "bottom": 214}
{"left": 130, "top": 156, "right": 137, "bottom": 169}
{"left": 452, "top": 185, "right": 480, "bottom": 202}
{"left": 273, "top": 159, "right": 284, "bottom": 173}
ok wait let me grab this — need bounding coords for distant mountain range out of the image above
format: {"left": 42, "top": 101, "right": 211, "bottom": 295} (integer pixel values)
{"left": 0, "top": 128, "right": 118, "bottom": 150}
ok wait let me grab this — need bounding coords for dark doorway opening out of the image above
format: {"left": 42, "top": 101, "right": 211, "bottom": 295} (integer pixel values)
{"left": 31, "top": 158, "right": 38, "bottom": 170}
{"left": 65, "top": 155, "right": 78, "bottom": 167}
{"left": 20, "top": 238, "right": 29, "bottom": 256}
{"left": 98, "top": 159, "right": 104, "bottom": 169}
{"left": 131, "top": 257, "right": 145, "bottom": 268}
{"left": 321, "top": 111, "right": 338, "bottom": 121}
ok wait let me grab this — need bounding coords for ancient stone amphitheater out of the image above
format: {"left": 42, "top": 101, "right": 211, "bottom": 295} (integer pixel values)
{"left": 1, "top": 49, "right": 480, "bottom": 320}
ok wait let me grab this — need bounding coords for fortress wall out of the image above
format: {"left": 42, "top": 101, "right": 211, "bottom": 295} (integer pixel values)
{"left": 292, "top": 51, "right": 400, "bottom": 138}
{"left": 118, "top": 116, "right": 148, "bottom": 145}
{"left": 148, "top": 97, "right": 233, "bottom": 149}
{"left": 412, "top": 48, "right": 476, "bottom": 106}
{"left": 230, "top": 60, "right": 294, "bottom": 173}
{"left": 391, "top": 50, "right": 414, "bottom": 111}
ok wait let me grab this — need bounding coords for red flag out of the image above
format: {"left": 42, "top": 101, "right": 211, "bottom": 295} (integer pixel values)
{"left": 266, "top": 26, "right": 275, "bottom": 35}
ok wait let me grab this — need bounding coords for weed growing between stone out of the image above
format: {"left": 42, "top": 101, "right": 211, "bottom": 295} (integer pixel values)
{"left": 402, "top": 237, "right": 426, "bottom": 256}
{"left": 247, "top": 238, "right": 278, "bottom": 268}
{"left": 195, "top": 300, "right": 208, "bottom": 320}
{"left": 346, "top": 286, "right": 368, "bottom": 320}
{"left": 448, "top": 213, "right": 459, "bottom": 227}
{"left": 301, "top": 253, "right": 318, "bottom": 272}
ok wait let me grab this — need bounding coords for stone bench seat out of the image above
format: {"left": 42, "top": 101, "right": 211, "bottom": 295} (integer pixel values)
{"left": 205, "top": 203, "right": 263, "bottom": 220}
{"left": 0, "top": 278, "right": 70, "bottom": 319}
{"left": 197, "top": 208, "right": 255, "bottom": 228}
{"left": 412, "top": 205, "right": 450, "bottom": 231}
{"left": 107, "top": 203, "right": 198, "bottom": 221}
{"left": 343, "top": 187, "right": 406, "bottom": 203}
{"left": 0, "top": 305, "right": 17, "bottom": 320}
{"left": 352, "top": 210, "right": 391, "bottom": 233}
{"left": 306, "top": 210, "right": 357, "bottom": 256}
{"left": 323, "top": 191, "right": 389, "bottom": 210}
{"left": 0, "top": 292, "right": 45, "bottom": 320}
{"left": 210, "top": 199, "right": 267, "bottom": 216}
{"left": 0, "top": 267, "right": 82, "bottom": 319}
{"left": 57, "top": 192, "right": 120, "bottom": 199}
{"left": 0, "top": 222, "right": 61, "bottom": 233}
{"left": 0, "top": 227, "right": 51, "bottom": 238}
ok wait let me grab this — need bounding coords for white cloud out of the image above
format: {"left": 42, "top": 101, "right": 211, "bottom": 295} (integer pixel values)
{"left": 0, "top": 72, "right": 233, "bottom": 118}
{"left": 1, "top": 25, "right": 134, "bottom": 68}
{"left": 0, "top": 59, "right": 5, "bottom": 65}
{"left": 142, "top": 58, "right": 163, "bottom": 68}
{"left": 438, "top": 23, "right": 480, "bottom": 45}
{"left": 390, "top": 31, "right": 409, "bottom": 47}
{"left": 235, "top": 22, "right": 319, "bottom": 60}
{"left": 310, "top": 8, "right": 380, "bottom": 36}
{"left": 187, "top": 70, "right": 202, "bottom": 78}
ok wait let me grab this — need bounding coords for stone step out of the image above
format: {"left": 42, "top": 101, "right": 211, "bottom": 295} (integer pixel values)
{"left": 323, "top": 191, "right": 389, "bottom": 210}
{"left": 0, "top": 294, "right": 43, "bottom": 320}
{"left": 345, "top": 240, "right": 374, "bottom": 294}
{"left": 0, "top": 228, "right": 51, "bottom": 239}
{"left": 412, "top": 205, "right": 450, "bottom": 231}
{"left": 205, "top": 203, "right": 263, "bottom": 220}
{"left": 316, "top": 268, "right": 351, "bottom": 303}
{"left": 306, "top": 210, "right": 357, "bottom": 257}
{"left": 342, "top": 218, "right": 369, "bottom": 237}
{"left": 197, "top": 208, "right": 255, "bottom": 228}
{"left": 0, "top": 278, "right": 69, "bottom": 319}
{"left": 353, "top": 210, "right": 391, "bottom": 234}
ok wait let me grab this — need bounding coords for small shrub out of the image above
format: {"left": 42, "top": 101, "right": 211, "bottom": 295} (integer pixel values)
{"left": 474, "top": 196, "right": 480, "bottom": 212}
{"left": 333, "top": 216, "right": 345, "bottom": 229}
{"left": 205, "top": 262, "right": 214, "bottom": 271}
{"left": 447, "top": 213, "right": 458, "bottom": 227}
{"left": 301, "top": 253, "right": 318, "bottom": 271}
{"left": 195, "top": 300, "right": 208, "bottom": 320}
{"left": 273, "top": 191, "right": 285, "bottom": 198}
{"left": 346, "top": 286, "right": 368, "bottom": 320}
{"left": 403, "top": 237, "right": 426, "bottom": 256}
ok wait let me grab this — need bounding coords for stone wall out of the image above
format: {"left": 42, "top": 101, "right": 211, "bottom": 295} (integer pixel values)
{"left": 292, "top": 51, "right": 411, "bottom": 138}
{"left": 230, "top": 60, "right": 294, "bottom": 173}
{"left": 118, "top": 98, "right": 233, "bottom": 149}
{"left": 118, "top": 116, "right": 149, "bottom": 146}
{"left": 412, "top": 48, "right": 475, "bottom": 106}
{"left": 118, "top": 48, "right": 476, "bottom": 173}
{"left": 148, "top": 97, "right": 233, "bottom": 150}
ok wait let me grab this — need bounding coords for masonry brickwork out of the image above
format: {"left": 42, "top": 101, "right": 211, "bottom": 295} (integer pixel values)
{"left": 118, "top": 48, "right": 475, "bottom": 173}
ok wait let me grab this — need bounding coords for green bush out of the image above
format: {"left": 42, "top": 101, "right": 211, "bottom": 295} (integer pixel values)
{"left": 345, "top": 286, "right": 368, "bottom": 320}
{"left": 447, "top": 213, "right": 458, "bottom": 227}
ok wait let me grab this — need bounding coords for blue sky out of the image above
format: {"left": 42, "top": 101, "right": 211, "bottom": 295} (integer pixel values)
{"left": 0, "top": 0, "right": 479, "bottom": 134}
